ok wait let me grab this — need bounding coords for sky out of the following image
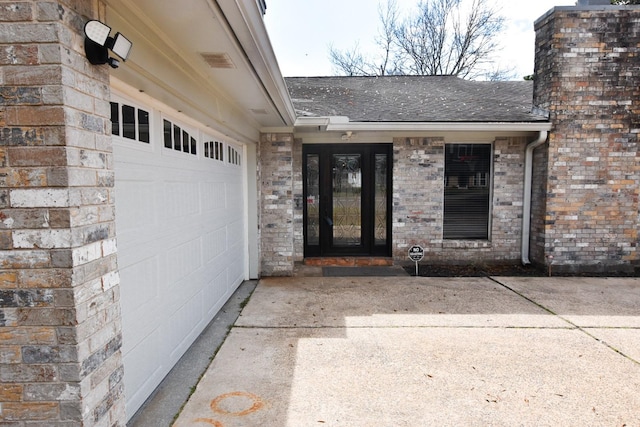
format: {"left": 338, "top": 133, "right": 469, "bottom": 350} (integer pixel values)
{"left": 264, "top": 0, "right": 577, "bottom": 80}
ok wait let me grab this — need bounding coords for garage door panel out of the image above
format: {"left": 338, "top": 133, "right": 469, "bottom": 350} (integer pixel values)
{"left": 227, "top": 182, "right": 243, "bottom": 208}
{"left": 202, "top": 227, "right": 227, "bottom": 263}
{"left": 228, "top": 263, "right": 244, "bottom": 291}
{"left": 227, "top": 243, "right": 246, "bottom": 287}
{"left": 204, "top": 270, "right": 229, "bottom": 318}
{"left": 113, "top": 94, "right": 246, "bottom": 419}
{"left": 122, "top": 215, "right": 229, "bottom": 261}
{"left": 118, "top": 255, "right": 160, "bottom": 324}
{"left": 164, "top": 180, "right": 201, "bottom": 219}
{"left": 121, "top": 301, "right": 165, "bottom": 357}
{"left": 122, "top": 329, "right": 164, "bottom": 413}
{"left": 166, "top": 292, "right": 205, "bottom": 363}
{"left": 227, "top": 219, "right": 244, "bottom": 245}
{"left": 201, "top": 181, "right": 227, "bottom": 212}
{"left": 165, "top": 238, "right": 203, "bottom": 287}
{"left": 115, "top": 179, "right": 158, "bottom": 234}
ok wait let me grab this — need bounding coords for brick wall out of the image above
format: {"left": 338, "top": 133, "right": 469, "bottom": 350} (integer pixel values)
{"left": 0, "top": 1, "right": 126, "bottom": 425}
{"left": 530, "top": 144, "right": 550, "bottom": 265}
{"left": 533, "top": 6, "right": 640, "bottom": 273}
{"left": 392, "top": 136, "right": 528, "bottom": 264}
{"left": 273, "top": 135, "right": 532, "bottom": 268}
{"left": 292, "top": 139, "right": 304, "bottom": 262}
{"left": 392, "top": 137, "right": 445, "bottom": 259}
{"left": 258, "top": 133, "right": 295, "bottom": 275}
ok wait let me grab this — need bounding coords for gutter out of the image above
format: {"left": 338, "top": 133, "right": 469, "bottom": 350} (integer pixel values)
{"left": 521, "top": 130, "right": 548, "bottom": 265}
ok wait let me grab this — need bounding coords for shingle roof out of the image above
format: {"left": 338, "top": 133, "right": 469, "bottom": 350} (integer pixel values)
{"left": 285, "top": 75, "right": 547, "bottom": 123}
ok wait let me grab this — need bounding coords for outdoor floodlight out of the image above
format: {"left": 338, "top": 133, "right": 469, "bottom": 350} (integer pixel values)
{"left": 84, "top": 20, "right": 132, "bottom": 68}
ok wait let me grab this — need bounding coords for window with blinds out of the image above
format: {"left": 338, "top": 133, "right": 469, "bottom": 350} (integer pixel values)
{"left": 443, "top": 144, "right": 492, "bottom": 240}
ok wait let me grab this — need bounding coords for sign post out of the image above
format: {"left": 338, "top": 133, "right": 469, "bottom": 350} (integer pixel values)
{"left": 408, "top": 245, "right": 424, "bottom": 276}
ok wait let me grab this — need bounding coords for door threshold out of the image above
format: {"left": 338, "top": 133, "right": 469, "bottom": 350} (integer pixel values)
{"left": 304, "top": 257, "right": 393, "bottom": 267}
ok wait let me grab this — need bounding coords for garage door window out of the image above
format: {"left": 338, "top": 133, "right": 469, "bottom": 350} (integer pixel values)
{"left": 443, "top": 144, "right": 491, "bottom": 240}
{"left": 204, "top": 141, "right": 225, "bottom": 162}
{"left": 163, "top": 119, "right": 197, "bottom": 155}
{"left": 228, "top": 145, "right": 241, "bottom": 166}
{"left": 111, "top": 101, "right": 150, "bottom": 143}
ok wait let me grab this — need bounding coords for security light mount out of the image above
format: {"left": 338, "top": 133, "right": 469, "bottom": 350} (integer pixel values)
{"left": 84, "top": 20, "right": 132, "bottom": 69}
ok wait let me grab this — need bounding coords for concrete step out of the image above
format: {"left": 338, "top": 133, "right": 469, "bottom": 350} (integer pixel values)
{"left": 303, "top": 257, "right": 393, "bottom": 267}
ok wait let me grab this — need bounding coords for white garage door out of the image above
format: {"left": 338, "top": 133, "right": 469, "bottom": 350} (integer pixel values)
{"left": 111, "top": 93, "right": 246, "bottom": 418}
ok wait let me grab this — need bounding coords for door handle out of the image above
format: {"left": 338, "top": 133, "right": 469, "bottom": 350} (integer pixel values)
{"left": 323, "top": 216, "right": 333, "bottom": 226}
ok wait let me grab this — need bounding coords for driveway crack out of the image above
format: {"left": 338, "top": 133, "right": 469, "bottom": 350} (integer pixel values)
{"left": 488, "top": 276, "right": 640, "bottom": 367}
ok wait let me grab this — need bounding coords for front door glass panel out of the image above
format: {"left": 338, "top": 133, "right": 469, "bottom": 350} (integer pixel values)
{"left": 332, "top": 154, "right": 362, "bottom": 247}
{"left": 374, "top": 154, "right": 388, "bottom": 245}
{"left": 306, "top": 154, "right": 320, "bottom": 246}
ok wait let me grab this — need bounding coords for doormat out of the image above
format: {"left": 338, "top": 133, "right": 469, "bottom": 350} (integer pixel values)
{"left": 323, "top": 266, "right": 410, "bottom": 277}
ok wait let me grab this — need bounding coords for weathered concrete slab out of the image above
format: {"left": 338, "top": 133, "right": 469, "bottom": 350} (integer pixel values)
{"left": 237, "top": 276, "right": 568, "bottom": 328}
{"left": 496, "top": 277, "right": 640, "bottom": 327}
{"left": 173, "top": 276, "right": 640, "bottom": 427}
{"left": 174, "top": 327, "right": 640, "bottom": 426}
{"left": 585, "top": 328, "right": 640, "bottom": 365}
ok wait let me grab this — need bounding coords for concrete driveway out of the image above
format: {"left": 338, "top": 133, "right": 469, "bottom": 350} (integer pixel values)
{"left": 173, "top": 276, "right": 640, "bottom": 426}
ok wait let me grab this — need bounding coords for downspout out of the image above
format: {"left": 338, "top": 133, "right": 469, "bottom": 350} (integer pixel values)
{"left": 522, "top": 130, "right": 548, "bottom": 265}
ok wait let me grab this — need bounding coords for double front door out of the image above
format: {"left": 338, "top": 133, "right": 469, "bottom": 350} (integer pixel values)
{"left": 303, "top": 144, "right": 392, "bottom": 257}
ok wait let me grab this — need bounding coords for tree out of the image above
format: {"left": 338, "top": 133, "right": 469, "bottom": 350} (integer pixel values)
{"left": 329, "top": 0, "right": 404, "bottom": 76}
{"left": 329, "top": 0, "right": 512, "bottom": 79}
{"left": 611, "top": 0, "right": 640, "bottom": 4}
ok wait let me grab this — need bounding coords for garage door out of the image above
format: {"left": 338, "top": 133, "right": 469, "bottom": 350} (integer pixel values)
{"left": 111, "top": 93, "right": 246, "bottom": 417}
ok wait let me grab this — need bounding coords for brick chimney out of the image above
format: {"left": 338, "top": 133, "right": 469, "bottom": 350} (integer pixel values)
{"left": 531, "top": 4, "right": 640, "bottom": 273}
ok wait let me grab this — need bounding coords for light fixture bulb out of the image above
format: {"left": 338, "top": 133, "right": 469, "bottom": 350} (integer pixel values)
{"left": 111, "top": 33, "right": 132, "bottom": 61}
{"left": 84, "top": 20, "right": 111, "bottom": 46}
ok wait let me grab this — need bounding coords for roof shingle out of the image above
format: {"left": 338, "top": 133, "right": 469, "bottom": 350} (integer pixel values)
{"left": 285, "top": 75, "right": 547, "bottom": 123}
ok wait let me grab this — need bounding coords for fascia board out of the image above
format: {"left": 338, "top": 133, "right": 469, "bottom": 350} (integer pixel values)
{"left": 217, "top": 0, "right": 296, "bottom": 126}
{"left": 323, "top": 121, "right": 553, "bottom": 132}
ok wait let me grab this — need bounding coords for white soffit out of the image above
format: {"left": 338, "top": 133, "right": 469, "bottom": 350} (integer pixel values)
{"left": 105, "top": 0, "right": 295, "bottom": 129}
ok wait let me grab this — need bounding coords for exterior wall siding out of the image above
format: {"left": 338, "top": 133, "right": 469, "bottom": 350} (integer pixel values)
{"left": 391, "top": 137, "right": 445, "bottom": 259}
{"left": 392, "top": 136, "right": 527, "bottom": 264}
{"left": 533, "top": 6, "right": 640, "bottom": 273}
{"left": 263, "top": 136, "right": 532, "bottom": 272}
{"left": 292, "top": 139, "right": 304, "bottom": 262}
{"left": 0, "top": 1, "right": 126, "bottom": 425}
{"left": 530, "top": 144, "right": 550, "bottom": 265}
{"left": 258, "top": 133, "right": 295, "bottom": 275}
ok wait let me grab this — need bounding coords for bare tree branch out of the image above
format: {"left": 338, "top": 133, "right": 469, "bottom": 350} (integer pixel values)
{"left": 328, "top": 0, "right": 406, "bottom": 76}
{"left": 329, "top": 43, "right": 372, "bottom": 76}
{"left": 328, "top": 0, "right": 509, "bottom": 80}
{"left": 374, "top": 0, "right": 404, "bottom": 75}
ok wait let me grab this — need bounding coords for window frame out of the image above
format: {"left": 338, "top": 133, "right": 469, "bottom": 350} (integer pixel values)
{"left": 111, "top": 89, "right": 246, "bottom": 165}
{"left": 203, "top": 139, "right": 227, "bottom": 163}
{"left": 160, "top": 114, "right": 199, "bottom": 158}
{"left": 110, "top": 98, "right": 154, "bottom": 150}
{"left": 227, "top": 143, "right": 242, "bottom": 166}
{"left": 443, "top": 142, "right": 494, "bottom": 241}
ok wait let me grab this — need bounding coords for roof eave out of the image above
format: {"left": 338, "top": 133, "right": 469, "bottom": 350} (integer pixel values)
{"left": 217, "top": 0, "right": 297, "bottom": 126}
{"left": 294, "top": 117, "right": 552, "bottom": 132}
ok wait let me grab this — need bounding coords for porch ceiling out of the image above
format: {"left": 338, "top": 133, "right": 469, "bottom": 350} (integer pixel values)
{"left": 104, "top": 0, "right": 295, "bottom": 133}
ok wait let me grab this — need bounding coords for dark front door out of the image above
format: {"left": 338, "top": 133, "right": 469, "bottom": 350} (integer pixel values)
{"left": 303, "top": 144, "right": 392, "bottom": 257}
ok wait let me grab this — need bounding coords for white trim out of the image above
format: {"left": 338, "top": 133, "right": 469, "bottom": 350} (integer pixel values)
{"left": 110, "top": 94, "right": 156, "bottom": 154}
{"left": 442, "top": 142, "right": 494, "bottom": 241}
{"left": 215, "top": 0, "right": 296, "bottom": 125}
{"left": 293, "top": 116, "right": 552, "bottom": 133}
